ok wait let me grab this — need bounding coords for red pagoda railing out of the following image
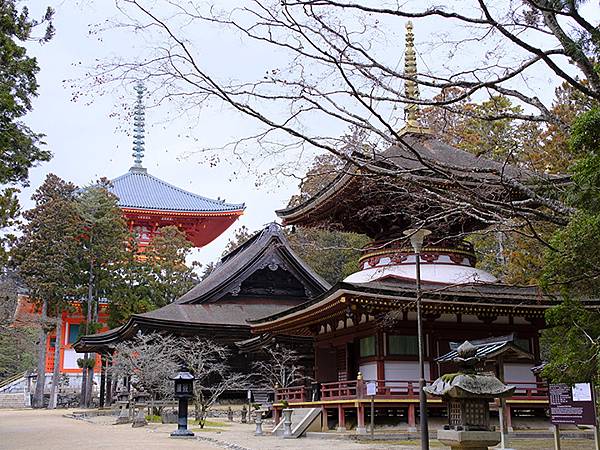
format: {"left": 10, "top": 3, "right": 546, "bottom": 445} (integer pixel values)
{"left": 275, "top": 379, "right": 549, "bottom": 403}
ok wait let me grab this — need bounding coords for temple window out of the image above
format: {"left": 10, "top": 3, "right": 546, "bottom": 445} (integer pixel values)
{"left": 67, "top": 324, "right": 80, "bottom": 345}
{"left": 388, "top": 335, "right": 419, "bottom": 356}
{"left": 133, "top": 225, "right": 151, "bottom": 242}
{"left": 359, "top": 336, "right": 377, "bottom": 357}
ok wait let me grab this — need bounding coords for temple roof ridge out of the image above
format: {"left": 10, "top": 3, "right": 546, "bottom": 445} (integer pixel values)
{"left": 174, "top": 222, "right": 330, "bottom": 304}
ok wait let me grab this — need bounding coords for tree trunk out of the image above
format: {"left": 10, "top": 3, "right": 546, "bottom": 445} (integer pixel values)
{"left": 79, "top": 366, "right": 87, "bottom": 407}
{"left": 33, "top": 299, "right": 48, "bottom": 408}
{"left": 47, "top": 312, "right": 63, "bottom": 409}
{"left": 80, "top": 258, "right": 94, "bottom": 408}
{"left": 85, "top": 360, "right": 94, "bottom": 407}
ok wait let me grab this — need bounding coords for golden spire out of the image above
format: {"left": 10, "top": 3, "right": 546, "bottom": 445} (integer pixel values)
{"left": 404, "top": 21, "right": 419, "bottom": 127}
{"left": 399, "top": 21, "right": 430, "bottom": 136}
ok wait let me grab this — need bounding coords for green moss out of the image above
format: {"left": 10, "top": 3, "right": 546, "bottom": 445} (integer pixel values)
{"left": 191, "top": 419, "right": 229, "bottom": 428}
{"left": 144, "top": 414, "right": 162, "bottom": 423}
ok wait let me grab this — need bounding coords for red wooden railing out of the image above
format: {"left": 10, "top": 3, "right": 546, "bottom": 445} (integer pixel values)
{"left": 275, "top": 379, "right": 549, "bottom": 403}
{"left": 275, "top": 386, "right": 307, "bottom": 403}
{"left": 321, "top": 380, "right": 359, "bottom": 400}
{"left": 506, "top": 381, "right": 548, "bottom": 400}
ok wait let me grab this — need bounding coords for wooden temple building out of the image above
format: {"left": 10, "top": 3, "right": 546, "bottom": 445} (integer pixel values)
{"left": 14, "top": 82, "right": 244, "bottom": 391}
{"left": 73, "top": 25, "right": 553, "bottom": 432}
{"left": 241, "top": 23, "right": 552, "bottom": 433}
{"left": 75, "top": 222, "right": 330, "bottom": 403}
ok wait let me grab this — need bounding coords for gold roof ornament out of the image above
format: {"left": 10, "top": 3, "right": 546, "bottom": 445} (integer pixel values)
{"left": 400, "top": 21, "right": 431, "bottom": 136}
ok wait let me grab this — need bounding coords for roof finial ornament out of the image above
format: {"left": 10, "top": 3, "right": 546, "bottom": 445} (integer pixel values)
{"left": 404, "top": 21, "right": 419, "bottom": 127}
{"left": 131, "top": 81, "right": 147, "bottom": 172}
{"left": 400, "top": 22, "right": 430, "bottom": 136}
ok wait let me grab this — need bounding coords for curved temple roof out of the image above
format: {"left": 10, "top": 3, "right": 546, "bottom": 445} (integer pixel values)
{"left": 74, "top": 223, "right": 330, "bottom": 353}
{"left": 110, "top": 169, "right": 245, "bottom": 214}
{"left": 276, "top": 132, "right": 532, "bottom": 237}
{"left": 176, "top": 222, "right": 330, "bottom": 304}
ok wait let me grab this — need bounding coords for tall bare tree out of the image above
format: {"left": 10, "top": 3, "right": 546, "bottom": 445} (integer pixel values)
{"left": 178, "top": 338, "right": 249, "bottom": 428}
{"left": 85, "top": 0, "right": 599, "bottom": 237}
{"left": 252, "top": 345, "right": 305, "bottom": 389}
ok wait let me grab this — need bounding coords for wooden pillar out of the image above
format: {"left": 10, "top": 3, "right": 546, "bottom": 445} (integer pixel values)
{"left": 356, "top": 403, "right": 366, "bottom": 434}
{"left": 321, "top": 406, "right": 329, "bottom": 431}
{"left": 274, "top": 407, "right": 281, "bottom": 424}
{"left": 337, "top": 405, "right": 346, "bottom": 432}
{"left": 505, "top": 404, "right": 514, "bottom": 432}
{"left": 105, "top": 355, "right": 113, "bottom": 406}
{"left": 99, "top": 354, "right": 106, "bottom": 408}
{"left": 407, "top": 403, "right": 417, "bottom": 431}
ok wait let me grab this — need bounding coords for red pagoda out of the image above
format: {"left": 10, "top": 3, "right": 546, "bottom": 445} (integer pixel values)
{"left": 8, "top": 83, "right": 244, "bottom": 400}
{"left": 109, "top": 82, "right": 244, "bottom": 248}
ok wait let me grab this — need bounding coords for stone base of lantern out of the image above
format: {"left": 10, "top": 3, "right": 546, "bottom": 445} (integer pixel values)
{"left": 170, "top": 430, "right": 195, "bottom": 439}
{"left": 437, "top": 429, "right": 501, "bottom": 450}
{"left": 115, "top": 416, "right": 130, "bottom": 425}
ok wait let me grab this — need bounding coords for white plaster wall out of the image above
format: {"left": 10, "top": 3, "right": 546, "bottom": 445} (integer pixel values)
{"left": 504, "top": 363, "right": 537, "bottom": 388}
{"left": 62, "top": 349, "right": 86, "bottom": 370}
{"left": 359, "top": 362, "right": 378, "bottom": 381}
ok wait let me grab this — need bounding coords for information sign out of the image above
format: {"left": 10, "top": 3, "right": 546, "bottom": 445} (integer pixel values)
{"left": 366, "top": 381, "right": 377, "bottom": 396}
{"left": 549, "top": 383, "right": 596, "bottom": 426}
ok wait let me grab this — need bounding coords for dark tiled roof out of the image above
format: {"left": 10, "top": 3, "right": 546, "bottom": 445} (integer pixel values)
{"left": 380, "top": 133, "right": 527, "bottom": 179}
{"left": 137, "top": 302, "right": 292, "bottom": 326}
{"left": 276, "top": 131, "right": 537, "bottom": 230}
{"left": 110, "top": 168, "right": 245, "bottom": 213}
{"left": 74, "top": 302, "right": 295, "bottom": 352}
{"left": 248, "top": 279, "right": 552, "bottom": 327}
{"left": 176, "top": 222, "right": 330, "bottom": 304}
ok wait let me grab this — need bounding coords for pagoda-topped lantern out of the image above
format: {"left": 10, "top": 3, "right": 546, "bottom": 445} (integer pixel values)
{"left": 170, "top": 370, "right": 195, "bottom": 438}
{"left": 424, "top": 341, "right": 515, "bottom": 450}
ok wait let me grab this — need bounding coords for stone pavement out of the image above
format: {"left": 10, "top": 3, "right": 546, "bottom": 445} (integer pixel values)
{"left": 0, "top": 408, "right": 425, "bottom": 450}
{"left": 1, "top": 408, "right": 595, "bottom": 450}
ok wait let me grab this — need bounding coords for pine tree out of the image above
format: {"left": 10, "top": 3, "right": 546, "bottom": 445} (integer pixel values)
{"left": 0, "top": 2, "right": 54, "bottom": 254}
{"left": 75, "top": 182, "right": 128, "bottom": 407}
{"left": 108, "top": 226, "right": 198, "bottom": 327}
{"left": 13, "top": 174, "right": 80, "bottom": 408}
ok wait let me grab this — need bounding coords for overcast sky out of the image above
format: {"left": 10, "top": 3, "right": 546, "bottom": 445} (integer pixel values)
{"left": 20, "top": 0, "right": 580, "bottom": 268}
{"left": 21, "top": 1, "right": 311, "bottom": 268}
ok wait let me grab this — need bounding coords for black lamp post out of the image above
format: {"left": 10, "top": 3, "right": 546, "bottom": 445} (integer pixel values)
{"left": 170, "top": 370, "right": 195, "bottom": 438}
{"left": 404, "top": 228, "right": 431, "bottom": 450}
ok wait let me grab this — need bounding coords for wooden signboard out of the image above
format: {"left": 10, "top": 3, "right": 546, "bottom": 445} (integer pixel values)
{"left": 549, "top": 383, "right": 596, "bottom": 426}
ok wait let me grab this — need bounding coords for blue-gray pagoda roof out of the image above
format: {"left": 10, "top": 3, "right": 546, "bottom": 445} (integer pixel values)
{"left": 110, "top": 168, "right": 245, "bottom": 214}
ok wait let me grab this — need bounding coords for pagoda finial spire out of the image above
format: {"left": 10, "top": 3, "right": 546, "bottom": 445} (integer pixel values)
{"left": 131, "top": 81, "right": 147, "bottom": 171}
{"left": 404, "top": 21, "right": 419, "bottom": 128}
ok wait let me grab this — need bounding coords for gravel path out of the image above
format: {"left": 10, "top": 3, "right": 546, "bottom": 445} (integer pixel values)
{"left": 0, "top": 409, "right": 421, "bottom": 450}
{"left": 3, "top": 408, "right": 592, "bottom": 450}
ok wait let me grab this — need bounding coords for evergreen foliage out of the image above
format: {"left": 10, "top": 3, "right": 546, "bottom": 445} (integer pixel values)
{"left": 108, "top": 225, "right": 199, "bottom": 327}
{"left": 0, "top": 1, "right": 54, "bottom": 250}
{"left": 541, "top": 105, "right": 600, "bottom": 383}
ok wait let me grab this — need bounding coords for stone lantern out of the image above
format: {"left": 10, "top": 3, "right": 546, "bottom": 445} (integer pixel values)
{"left": 114, "top": 386, "right": 130, "bottom": 424}
{"left": 424, "top": 341, "right": 514, "bottom": 450}
{"left": 131, "top": 388, "right": 151, "bottom": 428}
{"left": 170, "top": 370, "right": 195, "bottom": 438}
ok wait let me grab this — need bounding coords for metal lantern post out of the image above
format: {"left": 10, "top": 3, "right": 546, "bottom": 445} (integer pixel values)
{"left": 170, "top": 370, "right": 195, "bottom": 438}
{"left": 404, "top": 228, "right": 431, "bottom": 450}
